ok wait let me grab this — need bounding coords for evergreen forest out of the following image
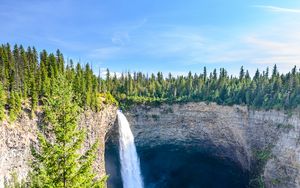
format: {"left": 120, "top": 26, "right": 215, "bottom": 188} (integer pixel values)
{"left": 0, "top": 43, "right": 300, "bottom": 122}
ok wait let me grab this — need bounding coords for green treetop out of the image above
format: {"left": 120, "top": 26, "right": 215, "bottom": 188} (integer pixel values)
{"left": 30, "top": 74, "right": 106, "bottom": 188}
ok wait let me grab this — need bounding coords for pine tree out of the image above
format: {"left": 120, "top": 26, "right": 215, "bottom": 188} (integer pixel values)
{"left": 239, "top": 66, "right": 245, "bottom": 80}
{"left": 30, "top": 81, "right": 38, "bottom": 118}
{"left": 40, "top": 50, "right": 50, "bottom": 97}
{"left": 106, "top": 68, "right": 111, "bottom": 92}
{"left": 0, "top": 83, "right": 5, "bottom": 120}
{"left": 30, "top": 74, "right": 106, "bottom": 188}
{"left": 8, "top": 91, "right": 21, "bottom": 122}
{"left": 203, "top": 66, "right": 207, "bottom": 81}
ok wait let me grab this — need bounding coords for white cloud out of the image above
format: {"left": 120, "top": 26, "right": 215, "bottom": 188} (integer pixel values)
{"left": 99, "top": 68, "right": 122, "bottom": 78}
{"left": 241, "top": 36, "right": 300, "bottom": 72}
{"left": 89, "top": 47, "right": 121, "bottom": 59}
{"left": 254, "top": 5, "right": 300, "bottom": 13}
{"left": 111, "top": 32, "right": 130, "bottom": 46}
{"left": 145, "top": 31, "right": 204, "bottom": 56}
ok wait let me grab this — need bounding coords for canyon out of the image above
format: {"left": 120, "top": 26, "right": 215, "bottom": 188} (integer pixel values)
{"left": 1, "top": 102, "right": 300, "bottom": 187}
{"left": 112, "top": 102, "right": 300, "bottom": 187}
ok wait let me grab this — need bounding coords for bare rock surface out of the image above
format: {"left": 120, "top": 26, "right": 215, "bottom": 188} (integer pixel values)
{"left": 125, "top": 102, "right": 300, "bottom": 188}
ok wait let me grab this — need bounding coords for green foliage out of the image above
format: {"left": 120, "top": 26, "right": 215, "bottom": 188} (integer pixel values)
{"left": 249, "top": 148, "right": 272, "bottom": 188}
{"left": 30, "top": 83, "right": 38, "bottom": 118}
{"left": 1, "top": 43, "right": 300, "bottom": 122}
{"left": 8, "top": 91, "right": 21, "bottom": 122}
{"left": 257, "top": 175, "right": 265, "bottom": 188}
{"left": 111, "top": 65, "right": 300, "bottom": 111}
{"left": 99, "top": 93, "right": 118, "bottom": 106}
{"left": 118, "top": 95, "right": 165, "bottom": 110}
{"left": 255, "top": 149, "right": 272, "bottom": 162}
{"left": 249, "top": 174, "right": 266, "bottom": 188}
{"left": 271, "top": 178, "right": 281, "bottom": 185}
{"left": 30, "top": 75, "right": 106, "bottom": 188}
{"left": 0, "top": 44, "right": 119, "bottom": 122}
{"left": 0, "top": 83, "right": 5, "bottom": 120}
{"left": 4, "top": 172, "right": 26, "bottom": 188}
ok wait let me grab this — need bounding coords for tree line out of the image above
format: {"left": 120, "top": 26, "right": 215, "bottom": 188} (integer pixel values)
{"left": 1, "top": 43, "right": 300, "bottom": 123}
{"left": 108, "top": 65, "right": 300, "bottom": 111}
{"left": 0, "top": 43, "right": 116, "bottom": 122}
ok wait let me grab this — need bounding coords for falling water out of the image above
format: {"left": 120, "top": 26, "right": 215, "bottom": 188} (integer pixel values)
{"left": 117, "top": 110, "right": 144, "bottom": 188}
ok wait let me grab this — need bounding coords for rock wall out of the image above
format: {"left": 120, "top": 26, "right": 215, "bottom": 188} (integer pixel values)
{"left": 125, "top": 102, "right": 300, "bottom": 188}
{"left": 2, "top": 101, "right": 300, "bottom": 187}
{"left": 0, "top": 105, "right": 117, "bottom": 187}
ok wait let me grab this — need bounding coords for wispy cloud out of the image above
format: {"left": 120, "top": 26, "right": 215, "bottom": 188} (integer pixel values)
{"left": 83, "top": 8, "right": 300, "bottom": 75}
{"left": 143, "top": 29, "right": 205, "bottom": 59}
{"left": 241, "top": 35, "right": 300, "bottom": 69}
{"left": 88, "top": 22, "right": 300, "bottom": 74}
{"left": 89, "top": 47, "right": 122, "bottom": 60}
{"left": 111, "top": 32, "right": 130, "bottom": 46}
{"left": 254, "top": 5, "right": 300, "bottom": 13}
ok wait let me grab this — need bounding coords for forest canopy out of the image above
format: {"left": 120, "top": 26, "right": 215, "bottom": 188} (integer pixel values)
{"left": 0, "top": 43, "right": 299, "bottom": 121}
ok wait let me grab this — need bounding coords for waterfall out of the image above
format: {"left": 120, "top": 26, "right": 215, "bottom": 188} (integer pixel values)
{"left": 117, "top": 110, "right": 144, "bottom": 188}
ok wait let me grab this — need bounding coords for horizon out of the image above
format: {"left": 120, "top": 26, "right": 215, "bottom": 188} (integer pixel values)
{"left": 1, "top": 0, "right": 300, "bottom": 76}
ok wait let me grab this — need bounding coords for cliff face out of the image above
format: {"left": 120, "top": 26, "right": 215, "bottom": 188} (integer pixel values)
{"left": 2, "top": 102, "right": 300, "bottom": 187}
{"left": 125, "top": 102, "right": 300, "bottom": 188}
{"left": 0, "top": 105, "right": 117, "bottom": 187}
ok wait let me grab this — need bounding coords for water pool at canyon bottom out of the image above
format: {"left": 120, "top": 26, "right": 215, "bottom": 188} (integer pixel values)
{"left": 105, "top": 142, "right": 249, "bottom": 188}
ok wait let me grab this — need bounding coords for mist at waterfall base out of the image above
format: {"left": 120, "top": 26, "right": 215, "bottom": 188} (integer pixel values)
{"left": 105, "top": 113, "right": 249, "bottom": 188}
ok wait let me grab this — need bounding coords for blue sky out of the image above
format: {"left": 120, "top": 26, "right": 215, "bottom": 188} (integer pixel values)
{"left": 1, "top": 0, "right": 300, "bottom": 76}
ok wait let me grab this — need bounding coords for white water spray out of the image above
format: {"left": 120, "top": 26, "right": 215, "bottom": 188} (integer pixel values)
{"left": 117, "top": 110, "right": 144, "bottom": 188}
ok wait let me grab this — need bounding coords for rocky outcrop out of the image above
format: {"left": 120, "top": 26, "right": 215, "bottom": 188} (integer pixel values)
{"left": 0, "top": 105, "right": 117, "bottom": 187}
{"left": 125, "top": 102, "right": 300, "bottom": 188}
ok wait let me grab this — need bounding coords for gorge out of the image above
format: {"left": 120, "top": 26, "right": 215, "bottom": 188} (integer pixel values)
{"left": 1, "top": 102, "right": 300, "bottom": 187}
{"left": 106, "top": 102, "right": 300, "bottom": 188}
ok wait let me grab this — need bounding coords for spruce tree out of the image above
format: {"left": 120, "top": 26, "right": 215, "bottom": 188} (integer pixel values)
{"left": 30, "top": 74, "right": 106, "bottom": 188}
{"left": 8, "top": 91, "right": 21, "bottom": 122}
{"left": 30, "top": 81, "right": 38, "bottom": 118}
{"left": 0, "top": 83, "right": 5, "bottom": 120}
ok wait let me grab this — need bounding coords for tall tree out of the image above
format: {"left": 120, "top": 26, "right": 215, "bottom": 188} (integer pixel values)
{"left": 0, "top": 83, "right": 5, "bottom": 120}
{"left": 30, "top": 75, "right": 106, "bottom": 188}
{"left": 8, "top": 91, "right": 21, "bottom": 122}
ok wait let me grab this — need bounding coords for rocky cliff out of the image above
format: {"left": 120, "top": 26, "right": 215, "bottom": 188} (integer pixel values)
{"left": 0, "top": 105, "right": 117, "bottom": 187}
{"left": 124, "top": 102, "right": 300, "bottom": 188}
{"left": 2, "top": 102, "right": 300, "bottom": 188}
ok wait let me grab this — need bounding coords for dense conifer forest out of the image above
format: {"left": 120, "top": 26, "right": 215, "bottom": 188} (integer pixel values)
{"left": 0, "top": 43, "right": 300, "bottom": 122}
{"left": 0, "top": 43, "right": 117, "bottom": 122}
{"left": 111, "top": 65, "right": 300, "bottom": 111}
